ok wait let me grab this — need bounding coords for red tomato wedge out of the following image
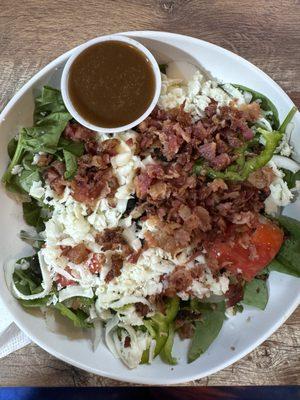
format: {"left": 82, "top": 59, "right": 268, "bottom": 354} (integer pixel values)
{"left": 208, "top": 221, "right": 284, "bottom": 281}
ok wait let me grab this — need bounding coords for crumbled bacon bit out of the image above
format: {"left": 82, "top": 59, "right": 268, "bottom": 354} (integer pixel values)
{"left": 88, "top": 253, "right": 106, "bottom": 274}
{"left": 225, "top": 281, "right": 244, "bottom": 307}
{"left": 44, "top": 160, "right": 67, "bottom": 195}
{"left": 96, "top": 228, "right": 127, "bottom": 251}
{"left": 64, "top": 122, "right": 96, "bottom": 142}
{"left": 239, "top": 102, "right": 261, "bottom": 122}
{"left": 61, "top": 244, "right": 90, "bottom": 264}
{"left": 55, "top": 267, "right": 76, "bottom": 287}
{"left": 36, "top": 153, "right": 53, "bottom": 167}
{"left": 135, "top": 302, "right": 150, "bottom": 316}
{"left": 178, "top": 322, "right": 195, "bottom": 340}
{"left": 164, "top": 266, "right": 193, "bottom": 297}
{"left": 105, "top": 253, "right": 124, "bottom": 283}
{"left": 124, "top": 336, "right": 131, "bottom": 348}
{"left": 248, "top": 166, "right": 275, "bottom": 189}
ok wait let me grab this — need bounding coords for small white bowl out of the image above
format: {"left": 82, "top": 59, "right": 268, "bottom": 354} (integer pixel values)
{"left": 61, "top": 35, "right": 161, "bottom": 133}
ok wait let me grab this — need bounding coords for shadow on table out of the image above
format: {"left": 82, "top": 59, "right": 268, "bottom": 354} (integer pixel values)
{"left": 0, "top": 386, "right": 299, "bottom": 400}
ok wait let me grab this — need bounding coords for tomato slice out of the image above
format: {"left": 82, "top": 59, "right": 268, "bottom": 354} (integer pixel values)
{"left": 208, "top": 221, "right": 284, "bottom": 281}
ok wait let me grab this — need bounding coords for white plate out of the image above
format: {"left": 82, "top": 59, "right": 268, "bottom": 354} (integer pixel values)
{"left": 0, "top": 31, "right": 299, "bottom": 385}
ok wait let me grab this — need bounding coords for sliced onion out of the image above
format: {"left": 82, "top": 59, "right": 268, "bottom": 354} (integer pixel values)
{"left": 166, "top": 61, "right": 198, "bottom": 83}
{"left": 110, "top": 296, "right": 151, "bottom": 310}
{"left": 4, "top": 259, "right": 17, "bottom": 292}
{"left": 271, "top": 155, "right": 300, "bottom": 173}
{"left": 44, "top": 308, "right": 59, "bottom": 332}
{"left": 105, "top": 315, "right": 120, "bottom": 358}
{"left": 92, "top": 320, "right": 103, "bottom": 351}
{"left": 148, "top": 339, "right": 157, "bottom": 364}
{"left": 58, "top": 286, "right": 93, "bottom": 302}
{"left": 12, "top": 252, "right": 52, "bottom": 300}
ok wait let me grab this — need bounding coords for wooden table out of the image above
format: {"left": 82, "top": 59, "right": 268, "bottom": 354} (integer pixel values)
{"left": 0, "top": 0, "right": 299, "bottom": 386}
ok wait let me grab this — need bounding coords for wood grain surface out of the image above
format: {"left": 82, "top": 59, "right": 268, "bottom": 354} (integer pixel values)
{"left": 0, "top": 0, "right": 299, "bottom": 387}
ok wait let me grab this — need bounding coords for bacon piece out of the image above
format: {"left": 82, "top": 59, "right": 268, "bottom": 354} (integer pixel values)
{"left": 225, "top": 282, "right": 244, "bottom": 307}
{"left": 198, "top": 142, "right": 216, "bottom": 161}
{"left": 210, "top": 153, "right": 231, "bottom": 170}
{"left": 88, "top": 253, "right": 106, "bottom": 274}
{"left": 135, "top": 302, "right": 150, "bottom": 317}
{"left": 164, "top": 266, "right": 193, "bottom": 297}
{"left": 105, "top": 253, "right": 124, "bottom": 283}
{"left": 36, "top": 153, "right": 53, "bottom": 167}
{"left": 124, "top": 336, "right": 131, "bottom": 348}
{"left": 95, "top": 228, "right": 127, "bottom": 251}
{"left": 44, "top": 161, "right": 67, "bottom": 195}
{"left": 208, "top": 178, "right": 228, "bottom": 192}
{"left": 248, "top": 166, "right": 275, "bottom": 189}
{"left": 148, "top": 181, "right": 168, "bottom": 201}
{"left": 239, "top": 102, "right": 261, "bottom": 122}
{"left": 61, "top": 244, "right": 90, "bottom": 264}
{"left": 64, "top": 122, "right": 96, "bottom": 142}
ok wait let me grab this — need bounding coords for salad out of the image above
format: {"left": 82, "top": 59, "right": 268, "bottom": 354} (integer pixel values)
{"left": 2, "top": 63, "right": 300, "bottom": 369}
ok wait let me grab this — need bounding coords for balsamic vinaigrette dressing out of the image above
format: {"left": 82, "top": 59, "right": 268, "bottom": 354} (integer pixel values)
{"left": 68, "top": 41, "right": 156, "bottom": 128}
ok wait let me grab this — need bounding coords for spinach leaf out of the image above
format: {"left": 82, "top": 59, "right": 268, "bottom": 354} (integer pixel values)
{"left": 23, "top": 201, "right": 42, "bottom": 226}
{"left": 17, "top": 169, "right": 41, "bottom": 193}
{"left": 58, "top": 137, "right": 84, "bottom": 156}
{"left": 160, "top": 323, "right": 177, "bottom": 365}
{"left": 54, "top": 302, "right": 92, "bottom": 329}
{"left": 22, "top": 199, "right": 51, "bottom": 232}
{"left": 23, "top": 111, "right": 71, "bottom": 154}
{"left": 34, "top": 86, "right": 70, "bottom": 123}
{"left": 242, "top": 279, "right": 268, "bottom": 310}
{"left": 267, "top": 258, "right": 299, "bottom": 278}
{"left": 2, "top": 86, "right": 72, "bottom": 185}
{"left": 282, "top": 169, "right": 300, "bottom": 189}
{"left": 188, "top": 301, "right": 226, "bottom": 363}
{"left": 63, "top": 150, "right": 78, "bottom": 180}
{"left": 276, "top": 215, "right": 300, "bottom": 237}
{"left": 266, "top": 215, "right": 300, "bottom": 278}
{"left": 275, "top": 237, "right": 300, "bottom": 278}
{"left": 232, "top": 84, "right": 279, "bottom": 129}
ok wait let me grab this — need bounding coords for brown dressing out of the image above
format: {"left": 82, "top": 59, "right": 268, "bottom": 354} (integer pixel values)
{"left": 68, "top": 40, "right": 156, "bottom": 128}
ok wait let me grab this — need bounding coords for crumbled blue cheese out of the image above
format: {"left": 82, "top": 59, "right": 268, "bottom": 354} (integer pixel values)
{"left": 11, "top": 164, "right": 23, "bottom": 175}
{"left": 158, "top": 70, "right": 245, "bottom": 121}
{"left": 264, "top": 161, "right": 294, "bottom": 215}
{"left": 29, "top": 180, "right": 45, "bottom": 199}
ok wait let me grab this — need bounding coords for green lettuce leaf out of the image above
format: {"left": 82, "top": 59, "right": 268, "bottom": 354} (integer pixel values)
{"left": 63, "top": 149, "right": 78, "bottom": 180}
{"left": 242, "top": 278, "right": 268, "bottom": 310}
{"left": 266, "top": 216, "right": 300, "bottom": 278}
{"left": 2, "top": 86, "right": 71, "bottom": 185}
{"left": 188, "top": 301, "right": 226, "bottom": 363}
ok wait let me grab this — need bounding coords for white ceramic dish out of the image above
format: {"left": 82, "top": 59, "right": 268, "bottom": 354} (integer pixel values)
{"left": 0, "top": 31, "right": 299, "bottom": 385}
{"left": 61, "top": 35, "right": 161, "bottom": 133}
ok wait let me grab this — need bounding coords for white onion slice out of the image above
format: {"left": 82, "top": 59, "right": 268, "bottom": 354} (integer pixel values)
{"left": 166, "top": 61, "right": 198, "bottom": 83}
{"left": 271, "top": 155, "right": 300, "bottom": 173}
{"left": 92, "top": 320, "right": 103, "bottom": 351}
{"left": 110, "top": 296, "right": 151, "bottom": 310}
{"left": 58, "top": 286, "right": 94, "bottom": 302}
{"left": 105, "top": 315, "right": 120, "bottom": 359}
